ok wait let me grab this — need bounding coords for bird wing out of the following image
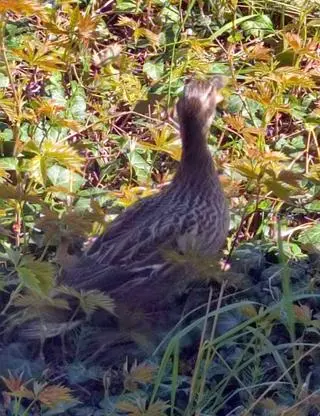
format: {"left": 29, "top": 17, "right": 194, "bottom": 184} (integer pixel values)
{"left": 87, "top": 189, "right": 194, "bottom": 266}
{"left": 61, "top": 191, "right": 197, "bottom": 290}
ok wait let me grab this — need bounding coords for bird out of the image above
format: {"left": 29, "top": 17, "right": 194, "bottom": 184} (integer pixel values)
{"left": 61, "top": 76, "right": 230, "bottom": 308}
{"left": 16, "top": 76, "right": 230, "bottom": 362}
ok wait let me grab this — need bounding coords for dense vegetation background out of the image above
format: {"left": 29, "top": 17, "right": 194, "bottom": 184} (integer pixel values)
{"left": 0, "top": 0, "right": 320, "bottom": 415}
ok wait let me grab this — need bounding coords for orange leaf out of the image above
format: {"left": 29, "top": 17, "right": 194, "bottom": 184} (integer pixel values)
{"left": 0, "top": 0, "right": 45, "bottom": 16}
{"left": 223, "top": 114, "right": 245, "bottom": 132}
{"left": 38, "top": 385, "right": 75, "bottom": 407}
{"left": 284, "top": 32, "right": 301, "bottom": 50}
{"left": 2, "top": 375, "right": 34, "bottom": 400}
{"left": 246, "top": 43, "right": 271, "bottom": 61}
{"left": 293, "top": 304, "right": 312, "bottom": 323}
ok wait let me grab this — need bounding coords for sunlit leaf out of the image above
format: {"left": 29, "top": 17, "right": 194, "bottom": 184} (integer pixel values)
{"left": 23, "top": 140, "right": 84, "bottom": 185}
{"left": 143, "top": 60, "right": 164, "bottom": 81}
{"left": 16, "top": 256, "right": 55, "bottom": 295}
{"left": 298, "top": 224, "right": 320, "bottom": 251}
{"left": 13, "top": 41, "right": 65, "bottom": 71}
{"left": 47, "top": 165, "right": 85, "bottom": 192}
{"left": 245, "top": 43, "right": 271, "bottom": 61}
{"left": 0, "top": 0, "right": 46, "bottom": 16}
{"left": 263, "top": 178, "right": 292, "bottom": 201}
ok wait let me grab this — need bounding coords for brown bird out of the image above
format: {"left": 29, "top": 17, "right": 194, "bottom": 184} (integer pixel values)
{"left": 17, "top": 77, "right": 230, "bottom": 363}
{"left": 61, "top": 76, "right": 229, "bottom": 308}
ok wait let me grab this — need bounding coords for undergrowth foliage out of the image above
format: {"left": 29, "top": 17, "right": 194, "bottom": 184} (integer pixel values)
{"left": 0, "top": 0, "right": 319, "bottom": 415}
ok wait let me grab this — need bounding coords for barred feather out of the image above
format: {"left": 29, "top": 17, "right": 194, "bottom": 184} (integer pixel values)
{"left": 62, "top": 76, "right": 229, "bottom": 295}
{"left": 20, "top": 77, "right": 229, "bottom": 350}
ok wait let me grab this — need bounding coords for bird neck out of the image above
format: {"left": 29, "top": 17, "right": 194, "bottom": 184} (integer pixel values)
{"left": 175, "top": 117, "right": 215, "bottom": 183}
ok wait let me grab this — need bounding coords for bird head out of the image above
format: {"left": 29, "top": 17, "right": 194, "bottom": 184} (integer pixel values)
{"left": 176, "top": 75, "right": 226, "bottom": 134}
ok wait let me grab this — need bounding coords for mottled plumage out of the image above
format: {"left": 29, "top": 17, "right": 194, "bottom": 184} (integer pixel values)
{"left": 62, "top": 77, "right": 229, "bottom": 299}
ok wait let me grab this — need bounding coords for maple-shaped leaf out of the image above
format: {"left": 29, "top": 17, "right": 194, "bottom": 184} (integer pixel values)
{"left": 116, "top": 16, "right": 159, "bottom": 48}
{"left": 246, "top": 43, "right": 271, "bottom": 61}
{"left": 140, "top": 124, "right": 182, "bottom": 161}
{"left": 23, "top": 140, "right": 84, "bottom": 185}
{"left": 77, "top": 13, "right": 99, "bottom": 45}
{"left": 232, "top": 160, "right": 261, "bottom": 179}
{"left": 14, "top": 291, "right": 69, "bottom": 312}
{"left": 116, "top": 16, "right": 139, "bottom": 30}
{"left": 33, "top": 98, "right": 65, "bottom": 118}
{"left": 284, "top": 32, "right": 302, "bottom": 50}
{"left": 117, "top": 398, "right": 168, "bottom": 416}
{"left": 0, "top": 182, "right": 42, "bottom": 203}
{"left": 58, "top": 286, "right": 115, "bottom": 316}
{"left": 56, "top": 118, "right": 81, "bottom": 131}
{"left": 134, "top": 27, "right": 159, "bottom": 48}
{"left": 112, "top": 185, "right": 157, "bottom": 208}
{"left": 13, "top": 41, "right": 65, "bottom": 72}
{"left": 262, "top": 178, "right": 293, "bottom": 201}
{"left": 244, "top": 82, "right": 274, "bottom": 106}
{"left": 223, "top": 114, "right": 245, "bottom": 132}
{"left": 38, "top": 384, "right": 76, "bottom": 408}
{"left": 271, "top": 67, "right": 316, "bottom": 90}
{"left": 124, "top": 362, "right": 156, "bottom": 391}
{"left": 79, "top": 289, "right": 115, "bottom": 316}
{"left": 16, "top": 255, "right": 55, "bottom": 295}
{"left": 0, "top": 0, "right": 46, "bottom": 16}
{"left": 2, "top": 373, "right": 34, "bottom": 399}
{"left": 306, "top": 164, "right": 320, "bottom": 183}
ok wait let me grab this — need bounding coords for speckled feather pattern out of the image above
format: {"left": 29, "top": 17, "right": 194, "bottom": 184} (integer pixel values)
{"left": 62, "top": 77, "right": 229, "bottom": 291}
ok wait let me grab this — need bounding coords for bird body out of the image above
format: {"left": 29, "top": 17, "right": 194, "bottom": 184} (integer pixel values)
{"left": 17, "top": 77, "right": 230, "bottom": 361}
{"left": 62, "top": 77, "right": 229, "bottom": 299}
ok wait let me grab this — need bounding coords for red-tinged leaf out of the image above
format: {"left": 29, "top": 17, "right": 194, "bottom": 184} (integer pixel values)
{"left": 38, "top": 385, "right": 75, "bottom": 408}
{"left": 0, "top": 0, "right": 46, "bottom": 16}
{"left": 284, "top": 32, "right": 302, "bottom": 50}
{"left": 2, "top": 375, "right": 34, "bottom": 400}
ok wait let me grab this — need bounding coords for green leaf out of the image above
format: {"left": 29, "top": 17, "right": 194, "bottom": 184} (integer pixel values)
{"left": 210, "top": 63, "right": 231, "bottom": 75}
{"left": 47, "top": 73, "right": 66, "bottom": 107}
{"left": 17, "top": 256, "right": 55, "bottom": 295}
{"left": 127, "top": 148, "right": 152, "bottom": 182}
{"left": 47, "top": 165, "right": 85, "bottom": 192}
{"left": 281, "top": 241, "right": 305, "bottom": 260}
{"left": 115, "top": 0, "right": 139, "bottom": 11}
{"left": 0, "top": 128, "right": 13, "bottom": 142}
{"left": 69, "top": 82, "right": 87, "bottom": 120}
{"left": 241, "top": 14, "right": 274, "bottom": 38}
{"left": 211, "top": 14, "right": 259, "bottom": 40}
{"left": 79, "top": 290, "right": 115, "bottom": 316}
{"left": 58, "top": 286, "right": 115, "bottom": 316}
{"left": 143, "top": 60, "right": 164, "bottom": 81}
{"left": 263, "top": 178, "right": 292, "bottom": 201}
{"left": 23, "top": 140, "right": 40, "bottom": 155}
{"left": 304, "top": 201, "right": 320, "bottom": 212}
{"left": 298, "top": 224, "right": 320, "bottom": 251}
{"left": 0, "top": 157, "right": 17, "bottom": 170}
{"left": 0, "top": 73, "right": 9, "bottom": 88}
{"left": 161, "top": 5, "right": 180, "bottom": 23}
